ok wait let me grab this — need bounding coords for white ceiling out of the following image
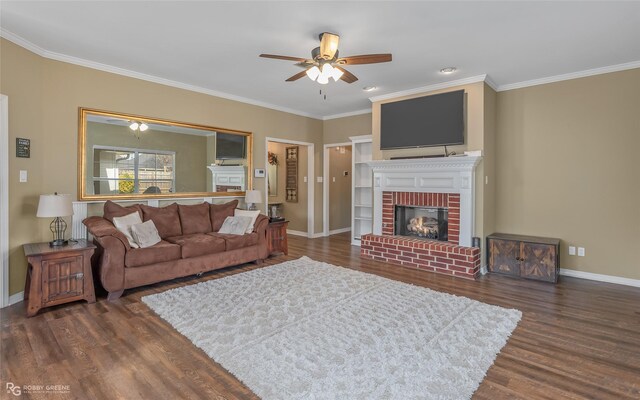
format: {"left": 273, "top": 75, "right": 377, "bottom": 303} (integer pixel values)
{"left": 2, "top": 1, "right": 639, "bottom": 119}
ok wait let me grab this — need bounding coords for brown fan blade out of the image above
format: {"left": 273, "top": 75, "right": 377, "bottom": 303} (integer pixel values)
{"left": 285, "top": 70, "right": 308, "bottom": 82}
{"left": 337, "top": 54, "right": 392, "bottom": 65}
{"left": 335, "top": 66, "right": 358, "bottom": 83}
{"left": 295, "top": 61, "right": 317, "bottom": 69}
{"left": 260, "top": 54, "right": 307, "bottom": 62}
{"left": 319, "top": 32, "right": 340, "bottom": 60}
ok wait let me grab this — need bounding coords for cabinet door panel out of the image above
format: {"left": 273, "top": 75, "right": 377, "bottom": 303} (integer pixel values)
{"left": 489, "top": 239, "right": 520, "bottom": 276}
{"left": 42, "top": 255, "right": 84, "bottom": 303}
{"left": 521, "top": 242, "right": 557, "bottom": 282}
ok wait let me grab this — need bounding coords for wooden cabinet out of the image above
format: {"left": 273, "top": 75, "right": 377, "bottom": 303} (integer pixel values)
{"left": 267, "top": 220, "right": 289, "bottom": 256}
{"left": 23, "top": 240, "right": 96, "bottom": 317}
{"left": 487, "top": 233, "right": 560, "bottom": 283}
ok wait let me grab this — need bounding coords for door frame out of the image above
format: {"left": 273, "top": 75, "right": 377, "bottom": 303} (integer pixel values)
{"left": 1, "top": 94, "right": 9, "bottom": 307}
{"left": 265, "top": 137, "right": 315, "bottom": 238}
{"left": 323, "top": 142, "right": 351, "bottom": 236}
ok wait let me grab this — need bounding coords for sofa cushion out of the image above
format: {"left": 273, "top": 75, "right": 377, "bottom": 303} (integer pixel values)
{"left": 125, "top": 240, "right": 181, "bottom": 268}
{"left": 208, "top": 232, "right": 258, "bottom": 251}
{"left": 210, "top": 200, "right": 238, "bottom": 232}
{"left": 178, "top": 203, "right": 212, "bottom": 235}
{"left": 103, "top": 200, "right": 142, "bottom": 223}
{"left": 140, "top": 203, "right": 182, "bottom": 238}
{"left": 166, "top": 233, "right": 226, "bottom": 259}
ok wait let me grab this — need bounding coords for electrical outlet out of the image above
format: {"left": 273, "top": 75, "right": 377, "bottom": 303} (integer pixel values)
{"left": 578, "top": 247, "right": 585, "bottom": 257}
{"left": 19, "top": 170, "right": 27, "bottom": 183}
{"left": 568, "top": 246, "right": 576, "bottom": 256}
{"left": 303, "top": 176, "right": 307, "bottom": 183}
{"left": 332, "top": 177, "right": 336, "bottom": 182}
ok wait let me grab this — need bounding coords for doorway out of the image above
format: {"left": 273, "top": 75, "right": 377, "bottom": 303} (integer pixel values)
{"left": 323, "top": 143, "right": 352, "bottom": 237}
{"left": 265, "top": 137, "right": 315, "bottom": 238}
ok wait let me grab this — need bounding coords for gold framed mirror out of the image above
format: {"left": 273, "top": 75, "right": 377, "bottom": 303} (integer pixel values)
{"left": 78, "top": 108, "right": 252, "bottom": 200}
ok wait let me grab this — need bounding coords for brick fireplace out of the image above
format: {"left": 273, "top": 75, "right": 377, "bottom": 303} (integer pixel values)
{"left": 361, "top": 157, "right": 482, "bottom": 279}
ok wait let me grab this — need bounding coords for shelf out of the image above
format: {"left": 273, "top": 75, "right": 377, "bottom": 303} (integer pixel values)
{"left": 351, "top": 135, "right": 373, "bottom": 246}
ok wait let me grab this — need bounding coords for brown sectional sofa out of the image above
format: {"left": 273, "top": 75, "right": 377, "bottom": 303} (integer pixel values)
{"left": 83, "top": 200, "right": 269, "bottom": 300}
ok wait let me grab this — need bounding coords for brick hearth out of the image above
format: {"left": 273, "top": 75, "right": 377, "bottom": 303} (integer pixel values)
{"left": 361, "top": 234, "right": 481, "bottom": 279}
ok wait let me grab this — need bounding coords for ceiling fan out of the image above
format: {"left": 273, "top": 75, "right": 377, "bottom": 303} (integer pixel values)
{"left": 259, "top": 32, "right": 392, "bottom": 84}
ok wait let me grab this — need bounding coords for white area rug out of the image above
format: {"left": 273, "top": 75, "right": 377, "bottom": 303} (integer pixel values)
{"left": 142, "top": 256, "right": 521, "bottom": 399}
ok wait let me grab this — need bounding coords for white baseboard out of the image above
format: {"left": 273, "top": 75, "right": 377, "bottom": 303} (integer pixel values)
{"left": 560, "top": 268, "right": 640, "bottom": 288}
{"left": 329, "top": 227, "right": 351, "bottom": 235}
{"left": 287, "top": 229, "right": 309, "bottom": 237}
{"left": 310, "top": 232, "right": 324, "bottom": 239}
{"left": 7, "top": 291, "right": 24, "bottom": 306}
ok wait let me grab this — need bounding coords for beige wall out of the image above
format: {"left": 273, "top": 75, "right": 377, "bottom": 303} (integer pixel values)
{"left": 495, "top": 68, "right": 640, "bottom": 280}
{"left": 328, "top": 145, "right": 352, "bottom": 231}
{"left": 1, "top": 39, "right": 324, "bottom": 295}
{"left": 323, "top": 113, "right": 372, "bottom": 144}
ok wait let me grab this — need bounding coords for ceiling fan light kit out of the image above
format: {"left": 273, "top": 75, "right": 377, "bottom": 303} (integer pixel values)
{"left": 260, "top": 32, "right": 392, "bottom": 85}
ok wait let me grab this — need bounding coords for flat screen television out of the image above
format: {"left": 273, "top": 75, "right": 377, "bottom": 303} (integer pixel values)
{"left": 215, "top": 132, "right": 246, "bottom": 159}
{"left": 380, "top": 89, "right": 464, "bottom": 150}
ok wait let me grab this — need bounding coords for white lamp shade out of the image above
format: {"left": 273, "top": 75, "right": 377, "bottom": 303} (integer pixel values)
{"left": 36, "top": 194, "right": 73, "bottom": 217}
{"left": 245, "top": 190, "right": 262, "bottom": 204}
{"left": 306, "top": 66, "right": 321, "bottom": 81}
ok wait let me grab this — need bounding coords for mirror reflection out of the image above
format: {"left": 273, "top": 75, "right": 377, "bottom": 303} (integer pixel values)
{"left": 79, "top": 109, "right": 252, "bottom": 200}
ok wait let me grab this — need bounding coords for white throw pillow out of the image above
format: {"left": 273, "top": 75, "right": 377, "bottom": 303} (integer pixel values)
{"left": 218, "top": 216, "right": 252, "bottom": 235}
{"left": 112, "top": 212, "right": 142, "bottom": 248}
{"left": 130, "top": 220, "right": 162, "bottom": 248}
{"left": 234, "top": 209, "right": 260, "bottom": 233}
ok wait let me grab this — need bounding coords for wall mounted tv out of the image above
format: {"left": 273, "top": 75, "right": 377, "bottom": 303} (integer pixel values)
{"left": 380, "top": 89, "right": 465, "bottom": 150}
{"left": 215, "top": 132, "right": 246, "bottom": 159}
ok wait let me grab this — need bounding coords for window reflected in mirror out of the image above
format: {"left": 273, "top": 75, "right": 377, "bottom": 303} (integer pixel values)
{"left": 79, "top": 108, "right": 252, "bottom": 200}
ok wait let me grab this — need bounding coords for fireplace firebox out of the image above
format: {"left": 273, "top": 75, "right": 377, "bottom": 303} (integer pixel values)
{"left": 394, "top": 205, "right": 448, "bottom": 241}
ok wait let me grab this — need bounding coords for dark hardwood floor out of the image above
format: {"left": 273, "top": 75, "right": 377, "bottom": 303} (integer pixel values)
{"left": 2, "top": 232, "right": 639, "bottom": 399}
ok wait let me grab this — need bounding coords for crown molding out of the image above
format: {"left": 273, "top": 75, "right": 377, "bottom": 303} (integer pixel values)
{"left": 483, "top": 75, "right": 498, "bottom": 91}
{"left": 322, "top": 108, "right": 371, "bottom": 121}
{"left": 0, "top": 28, "right": 323, "bottom": 120}
{"left": 368, "top": 75, "right": 489, "bottom": 103}
{"left": 496, "top": 60, "right": 640, "bottom": 92}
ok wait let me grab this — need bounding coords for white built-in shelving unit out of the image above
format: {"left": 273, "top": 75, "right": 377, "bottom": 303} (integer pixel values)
{"left": 350, "top": 135, "right": 373, "bottom": 246}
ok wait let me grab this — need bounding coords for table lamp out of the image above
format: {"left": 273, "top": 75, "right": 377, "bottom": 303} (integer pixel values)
{"left": 245, "top": 190, "right": 262, "bottom": 211}
{"left": 37, "top": 192, "right": 73, "bottom": 246}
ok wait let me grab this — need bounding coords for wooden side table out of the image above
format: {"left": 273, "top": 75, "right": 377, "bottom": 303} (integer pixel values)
{"left": 23, "top": 240, "right": 97, "bottom": 317}
{"left": 267, "top": 220, "right": 289, "bottom": 256}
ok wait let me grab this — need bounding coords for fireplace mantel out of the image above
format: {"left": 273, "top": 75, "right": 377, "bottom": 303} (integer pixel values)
{"left": 368, "top": 156, "right": 482, "bottom": 247}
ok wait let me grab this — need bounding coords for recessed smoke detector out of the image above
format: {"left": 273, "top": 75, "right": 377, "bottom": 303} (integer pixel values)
{"left": 439, "top": 67, "right": 457, "bottom": 74}
{"left": 363, "top": 86, "right": 378, "bottom": 92}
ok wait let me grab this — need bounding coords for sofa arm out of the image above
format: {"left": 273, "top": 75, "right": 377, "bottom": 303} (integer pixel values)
{"left": 254, "top": 214, "right": 269, "bottom": 260}
{"left": 83, "top": 216, "right": 131, "bottom": 250}
{"left": 93, "top": 235, "right": 127, "bottom": 295}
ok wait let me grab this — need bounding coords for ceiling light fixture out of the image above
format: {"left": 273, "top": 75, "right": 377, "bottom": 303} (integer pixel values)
{"left": 129, "top": 121, "right": 149, "bottom": 138}
{"left": 440, "top": 67, "right": 457, "bottom": 74}
{"left": 363, "top": 86, "right": 377, "bottom": 92}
